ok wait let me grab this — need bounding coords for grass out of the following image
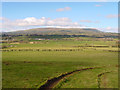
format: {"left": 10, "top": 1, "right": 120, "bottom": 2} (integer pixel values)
{"left": 55, "top": 67, "right": 118, "bottom": 88}
{"left": 2, "top": 39, "right": 118, "bottom": 88}
{"left": 100, "top": 71, "right": 118, "bottom": 88}
{"left": 2, "top": 39, "right": 117, "bottom": 49}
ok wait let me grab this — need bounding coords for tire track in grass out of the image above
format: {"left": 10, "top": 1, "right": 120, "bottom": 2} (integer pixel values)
{"left": 97, "top": 71, "right": 112, "bottom": 88}
{"left": 38, "top": 67, "right": 101, "bottom": 90}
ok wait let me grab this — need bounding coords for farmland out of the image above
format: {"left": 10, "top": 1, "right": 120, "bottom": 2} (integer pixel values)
{"left": 1, "top": 28, "right": 119, "bottom": 89}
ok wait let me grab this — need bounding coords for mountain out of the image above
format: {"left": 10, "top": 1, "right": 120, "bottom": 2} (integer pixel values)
{"left": 3, "top": 28, "right": 101, "bottom": 35}
{"left": 2, "top": 28, "right": 118, "bottom": 38}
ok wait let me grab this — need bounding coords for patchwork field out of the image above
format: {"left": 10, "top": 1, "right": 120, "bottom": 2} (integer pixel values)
{"left": 2, "top": 39, "right": 118, "bottom": 88}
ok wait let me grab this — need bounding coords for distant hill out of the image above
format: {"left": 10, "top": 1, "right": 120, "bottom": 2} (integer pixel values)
{"left": 3, "top": 28, "right": 101, "bottom": 34}
{"left": 2, "top": 28, "right": 118, "bottom": 38}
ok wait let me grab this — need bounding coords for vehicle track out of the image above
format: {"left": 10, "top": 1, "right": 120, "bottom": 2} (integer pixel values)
{"left": 97, "top": 71, "right": 112, "bottom": 88}
{"left": 38, "top": 67, "right": 101, "bottom": 90}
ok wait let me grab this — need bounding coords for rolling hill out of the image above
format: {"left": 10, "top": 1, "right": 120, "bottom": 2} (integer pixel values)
{"left": 3, "top": 28, "right": 101, "bottom": 35}
{"left": 2, "top": 28, "right": 118, "bottom": 38}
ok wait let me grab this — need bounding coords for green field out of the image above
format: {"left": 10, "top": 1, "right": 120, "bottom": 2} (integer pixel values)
{"left": 2, "top": 39, "right": 118, "bottom": 88}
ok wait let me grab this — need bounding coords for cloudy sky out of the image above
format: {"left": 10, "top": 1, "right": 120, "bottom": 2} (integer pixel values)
{"left": 1, "top": 2, "right": 118, "bottom": 32}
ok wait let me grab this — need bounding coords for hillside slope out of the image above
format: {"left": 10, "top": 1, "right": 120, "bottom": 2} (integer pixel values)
{"left": 2, "top": 28, "right": 118, "bottom": 38}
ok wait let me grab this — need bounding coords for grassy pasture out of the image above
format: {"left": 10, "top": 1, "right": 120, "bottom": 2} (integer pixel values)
{"left": 55, "top": 67, "right": 118, "bottom": 88}
{"left": 2, "top": 39, "right": 118, "bottom": 88}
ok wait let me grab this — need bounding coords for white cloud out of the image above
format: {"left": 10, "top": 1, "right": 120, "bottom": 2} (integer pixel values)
{"left": 95, "top": 5, "right": 102, "bottom": 7}
{"left": 106, "top": 27, "right": 112, "bottom": 30}
{"left": 1, "top": 17, "right": 117, "bottom": 33}
{"left": 1, "top": 17, "right": 88, "bottom": 32}
{"left": 56, "top": 7, "right": 71, "bottom": 12}
{"left": 80, "top": 20, "right": 92, "bottom": 23}
{"left": 97, "top": 27, "right": 118, "bottom": 33}
{"left": 80, "top": 20, "right": 100, "bottom": 23}
{"left": 105, "top": 14, "right": 119, "bottom": 18}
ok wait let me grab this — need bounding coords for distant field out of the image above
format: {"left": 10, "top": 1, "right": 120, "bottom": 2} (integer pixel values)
{"left": 2, "top": 39, "right": 117, "bottom": 49}
{"left": 2, "top": 39, "right": 118, "bottom": 88}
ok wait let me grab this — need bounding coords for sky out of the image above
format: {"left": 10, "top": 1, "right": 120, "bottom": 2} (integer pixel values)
{"left": 0, "top": 2, "right": 118, "bottom": 32}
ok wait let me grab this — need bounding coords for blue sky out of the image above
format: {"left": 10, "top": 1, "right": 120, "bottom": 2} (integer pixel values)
{"left": 1, "top": 2, "right": 118, "bottom": 32}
